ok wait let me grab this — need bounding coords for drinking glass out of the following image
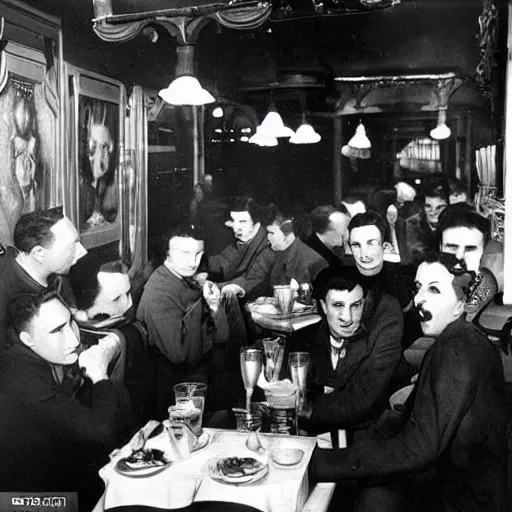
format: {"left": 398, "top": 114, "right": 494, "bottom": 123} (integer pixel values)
{"left": 173, "top": 382, "right": 207, "bottom": 435}
{"left": 262, "top": 336, "right": 286, "bottom": 383}
{"left": 240, "top": 347, "right": 263, "bottom": 413}
{"left": 273, "top": 285, "right": 294, "bottom": 315}
{"left": 288, "top": 352, "right": 309, "bottom": 413}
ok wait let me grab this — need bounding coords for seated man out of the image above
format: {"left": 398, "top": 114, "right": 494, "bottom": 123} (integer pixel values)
{"left": 241, "top": 209, "right": 328, "bottom": 300}
{"left": 137, "top": 225, "right": 243, "bottom": 419}
{"left": 69, "top": 254, "right": 153, "bottom": 423}
{"left": 311, "top": 253, "right": 508, "bottom": 511}
{"left": 348, "top": 211, "right": 412, "bottom": 310}
{"left": 300, "top": 266, "right": 403, "bottom": 444}
{"left": 405, "top": 207, "right": 498, "bottom": 368}
{"left": 0, "top": 290, "right": 122, "bottom": 510}
{"left": 208, "top": 196, "right": 272, "bottom": 297}
{"left": 399, "top": 178, "right": 449, "bottom": 265}
{"left": 304, "top": 204, "right": 350, "bottom": 267}
{"left": 0, "top": 207, "right": 87, "bottom": 360}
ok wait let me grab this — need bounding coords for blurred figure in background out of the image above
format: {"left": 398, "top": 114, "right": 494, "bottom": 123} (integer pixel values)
{"left": 305, "top": 204, "right": 350, "bottom": 267}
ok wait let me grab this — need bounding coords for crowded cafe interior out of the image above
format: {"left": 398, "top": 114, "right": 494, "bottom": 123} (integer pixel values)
{"left": 1, "top": 0, "right": 512, "bottom": 510}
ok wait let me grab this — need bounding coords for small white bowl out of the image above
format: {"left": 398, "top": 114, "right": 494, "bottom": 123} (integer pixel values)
{"left": 271, "top": 448, "right": 304, "bottom": 466}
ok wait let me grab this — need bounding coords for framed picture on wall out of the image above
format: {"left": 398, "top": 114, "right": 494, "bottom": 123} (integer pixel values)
{"left": 0, "top": 1, "right": 62, "bottom": 245}
{"left": 66, "top": 65, "right": 125, "bottom": 249}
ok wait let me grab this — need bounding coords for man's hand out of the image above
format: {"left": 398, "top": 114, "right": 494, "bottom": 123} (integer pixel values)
{"left": 221, "top": 283, "right": 245, "bottom": 298}
{"left": 97, "top": 333, "right": 121, "bottom": 363}
{"left": 203, "top": 281, "right": 221, "bottom": 311}
{"left": 194, "top": 272, "right": 209, "bottom": 287}
{"left": 78, "top": 345, "right": 110, "bottom": 384}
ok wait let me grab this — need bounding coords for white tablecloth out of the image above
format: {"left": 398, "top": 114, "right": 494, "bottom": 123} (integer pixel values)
{"left": 100, "top": 428, "right": 317, "bottom": 511}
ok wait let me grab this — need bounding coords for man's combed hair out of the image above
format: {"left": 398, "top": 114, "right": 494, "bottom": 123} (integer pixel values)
{"left": 267, "top": 204, "right": 295, "bottom": 235}
{"left": 166, "top": 224, "right": 206, "bottom": 244}
{"left": 10, "top": 289, "right": 61, "bottom": 335}
{"left": 69, "top": 253, "right": 128, "bottom": 311}
{"left": 13, "top": 206, "right": 64, "bottom": 254}
{"left": 231, "top": 196, "right": 264, "bottom": 224}
{"left": 310, "top": 205, "right": 340, "bottom": 235}
{"left": 313, "top": 266, "right": 367, "bottom": 302}
{"left": 437, "top": 207, "right": 491, "bottom": 246}
{"left": 348, "top": 210, "right": 390, "bottom": 243}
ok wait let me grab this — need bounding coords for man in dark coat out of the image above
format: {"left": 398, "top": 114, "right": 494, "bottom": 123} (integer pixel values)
{"left": 311, "top": 252, "right": 508, "bottom": 512}
{"left": 208, "top": 196, "right": 272, "bottom": 298}
{"left": 304, "top": 204, "right": 350, "bottom": 267}
{"left": 241, "top": 209, "right": 328, "bottom": 300}
{"left": 300, "top": 266, "right": 403, "bottom": 444}
{"left": 0, "top": 207, "right": 87, "bottom": 363}
{"left": 137, "top": 225, "right": 244, "bottom": 419}
{"left": 0, "top": 290, "right": 123, "bottom": 511}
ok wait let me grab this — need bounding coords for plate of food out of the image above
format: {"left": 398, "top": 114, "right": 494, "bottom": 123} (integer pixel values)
{"left": 115, "top": 448, "right": 171, "bottom": 478}
{"left": 208, "top": 457, "right": 268, "bottom": 485}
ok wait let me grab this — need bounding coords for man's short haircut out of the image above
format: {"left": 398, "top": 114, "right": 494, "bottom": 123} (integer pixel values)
{"left": 231, "top": 196, "right": 264, "bottom": 224}
{"left": 10, "top": 288, "right": 62, "bottom": 335}
{"left": 423, "top": 177, "right": 449, "bottom": 202}
{"left": 310, "top": 205, "right": 345, "bottom": 235}
{"left": 267, "top": 205, "right": 295, "bottom": 235}
{"left": 348, "top": 210, "right": 390, "bottom": 243}
{"left": 313, "top": 266, "right": 367, "bottom": 302}
{"left": 166, "top": 224, "right": 205, "bottom": 245}
{"left": 69, "top": 253, "right": 128, "bottom": 311}
{"left": 448, "top": 178, "right": 468, "bottom": 195}
{"left": 437, "top": 207, "right": 490, "bottom": 246}
{"left": 13, "top": 206, "right": 64, "bottom": 254}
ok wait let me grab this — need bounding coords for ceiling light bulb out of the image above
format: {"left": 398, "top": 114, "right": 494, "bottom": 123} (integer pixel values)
{"left": 212, "top": 106, "right": 224, "bottom": 118}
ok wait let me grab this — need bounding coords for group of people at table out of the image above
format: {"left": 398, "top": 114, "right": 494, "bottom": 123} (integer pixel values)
{"left": 0, "top": 174, "right": 508, "bottom": 512}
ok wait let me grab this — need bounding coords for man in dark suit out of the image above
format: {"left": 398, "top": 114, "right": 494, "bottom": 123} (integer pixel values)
{"left": 304, "top": 204, "right": 350, "bottom": 267}
{"left": 299, "top": 266, "right": 403, "bottom": 445}
{"left": 311, "top": 253, "right": 508, "bottom": 512}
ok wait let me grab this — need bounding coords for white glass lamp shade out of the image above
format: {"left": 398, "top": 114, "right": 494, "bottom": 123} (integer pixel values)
{"left": 259, "top": 111, "right": 295, "bottom": 138}
{"left": 248, "top": 126, "right": 278, "bottom": 147}
{"left": 159, "top": 76, "right": 215, "bottom": 106}
{"left": 430, "top": 109, "right": 451, "bottom": 140}
{"left": 290, "top": 123, "right": 321, "bottom": 144}
{"left": 348, "top": 122, "right": 371, "bottom": 149}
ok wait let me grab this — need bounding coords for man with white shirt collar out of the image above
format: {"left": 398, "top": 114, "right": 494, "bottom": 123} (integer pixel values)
{"left": 299, "top": 266, "right": 403, "bottom": 444}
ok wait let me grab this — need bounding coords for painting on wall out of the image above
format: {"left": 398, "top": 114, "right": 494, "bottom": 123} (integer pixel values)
{"left": 78, "top": 96, "right": 119, "bottom": 230}
{"left": 67, "top": 65, "right": 124, "bottom": 249}
{"left": 0, "top": 41, "right": 61, "bottom": 245}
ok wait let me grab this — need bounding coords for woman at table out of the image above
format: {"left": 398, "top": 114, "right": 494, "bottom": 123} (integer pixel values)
{"left": 298, "top": 266, "right": 403, "bottom": 445}
{"left": 310, "top": 253, "right": 508, "bottom": 512}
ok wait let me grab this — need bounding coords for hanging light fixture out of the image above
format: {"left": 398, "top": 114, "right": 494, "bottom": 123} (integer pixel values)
{"left": 345, "top": 121, "right": 371, "bottom": 159}
{"left": 258, "top": 111, "right": 295, "bottom": 138}
{"left": 290, "top": 94, "right": 321, "bottom": 144}
{"left": 290, "top": 123, "right": 321, "bottom": 144}
{"left": 159, "top": 45, "right": 215, "bottom": 106}
{"left": 430, "top": 109, "right": 451, "bottom": 140}
{"left": 248, "top": 126, "right": 278, "bottom": 147}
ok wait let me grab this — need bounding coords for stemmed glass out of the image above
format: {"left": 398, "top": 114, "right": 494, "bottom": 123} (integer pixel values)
{"left": 288, "top": 352, "right": 310, "bottom": 414}
{"left": 240, "top": 347, "right": 263, "bottom": 415}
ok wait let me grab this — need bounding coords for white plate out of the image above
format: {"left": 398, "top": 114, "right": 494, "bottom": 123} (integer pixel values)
{"left": 208, "top": 457, "right": 268, "bottom": 485}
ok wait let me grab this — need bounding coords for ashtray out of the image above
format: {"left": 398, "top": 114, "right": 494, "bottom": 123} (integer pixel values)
{"left": 271, "top": 448, "right": 304, "bottom": 467}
